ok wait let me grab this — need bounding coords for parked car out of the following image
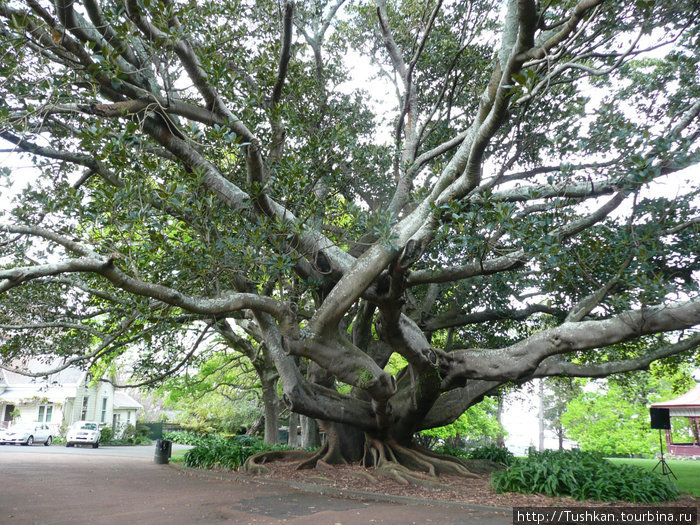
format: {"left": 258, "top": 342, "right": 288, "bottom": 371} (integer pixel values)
{"left": 66, "top": 421, "right": 101, "bottom": 448}
{"left": 0, "top": 422, "right": 53, "bottom": 446}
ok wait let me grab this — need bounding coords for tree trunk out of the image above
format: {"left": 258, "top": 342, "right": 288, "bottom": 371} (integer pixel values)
{"left": 300, "top": 415, "right": 320, "bottom": 449}
{"left": 496, "top": 394, "right": 505, "bottom": 448}
{"left": 261, "top": 371, "right": 280, "bottom": 445}
{"left": 538, "top": 379, "right": 545, "bottom": 452}
{"left": 558, "top": 425, "right": 564, "bottom": 450}
{"left": 287, "top": 411, "right": 300, "bottom": 448}
{"left": 319, "top": 420, "right": 365, "bottom": 463}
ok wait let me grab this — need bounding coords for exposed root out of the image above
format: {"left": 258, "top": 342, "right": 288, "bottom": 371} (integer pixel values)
{"left": 242, "top": 437, "right": 502, "bottom": 488}
{"left": 412, "top": 442, "right": 504, "bottom": 475}
{"left": 374, "top": 463, "right": 459, "bottom": 490}
{"left": 362, "top": 438, "right": 481, "bottom": 480}
{"left": 296, "top": 442, "right": 328, "bottom": 470}
{"left": 241, "top": 449, "right": 313, "bottom": 474}
{"left": 296, "top": 440, "right": 349, "bottom": 470}
{"left": 351, "top": 470, "right": 379, "bottom": 483}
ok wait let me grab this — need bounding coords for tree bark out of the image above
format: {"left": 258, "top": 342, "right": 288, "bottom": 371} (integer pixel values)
{"left": 261, "top": 371, "right": 280, "bottom": 445}
{"left": 300, "top": 415, "right": 320, "bottom": 449}
{"left": 287, "top": 411, "right": 300, "bottom": 447}
{"left": 496, "top": 394, "right": 505, "bottom": 448}
{"left": 538, "top": 379, "right": 545, "bottom": 452}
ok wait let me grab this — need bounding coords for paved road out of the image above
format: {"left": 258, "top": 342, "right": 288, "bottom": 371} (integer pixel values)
{"left": 0, "top": 442, "right": 191, "bottom": 458}
{"left": 0, "top": 445, "right": 511, "bottom": 525}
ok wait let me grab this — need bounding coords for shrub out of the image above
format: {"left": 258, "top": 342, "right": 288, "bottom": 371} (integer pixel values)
{"left": 434, "top": 444, "right": 469, "bottom": 458}
{"left": 466, "top": 445, "right": 514, "bottom": 465}
{"left": 491, "top": 449, "right": 679, "bottom": 503}
{"left": 184, "top": 435, "right": 292, "bottom": 471}
{"left": 435, "top": 444, "right": 514, "bottom": 465}
{"left": 164, "top": 430, "right": 209, "bottom": 446}
{"left": 115, "top": 423, "right": 152, "bottom": 445}
{"left": 100, "top": 426, "right": 113, "bottom": 443}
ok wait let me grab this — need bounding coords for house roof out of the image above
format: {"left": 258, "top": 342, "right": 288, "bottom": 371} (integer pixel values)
{"left": 0, "top": 359, "right": 87, "bottom": 404}
{"left": 1, "top": 359, "right": 85, "bottom": 387}
{"left": 0, "top": 385, "right": 75, "bottom": 404}
{"left": 113, "top": 391, "right": 143, "bottom": 410}
{"left": 651, "top": 384, "right": 700, "bottom": 417}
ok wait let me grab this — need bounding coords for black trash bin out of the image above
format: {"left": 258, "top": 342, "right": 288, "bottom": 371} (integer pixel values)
{"left": 154, "top": 439, "right": 172, "bottom": 464}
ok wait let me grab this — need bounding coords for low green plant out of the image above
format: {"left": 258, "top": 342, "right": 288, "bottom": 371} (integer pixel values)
{"left": 100, "top": 426, "right": 113, "bottom": 443}
{"left": 164, "top": 430, "right": 210, "bottom": 446}
{"left": 434, "top": 444, "right": 469, "bottom": 458}
{"left": 184, "top": 435, "right": 292, "bottom": 471}
{"left": 108, "top": 423, "right": 151, "bottom": 445}
{"left": 435, "top": 444, "right": 514, "bottom": 465}
{"left": 466, "top": 445, "right": 514, "bottom": 465}
{"left": 491, "top": 449, "right": 679, "bottom": 503}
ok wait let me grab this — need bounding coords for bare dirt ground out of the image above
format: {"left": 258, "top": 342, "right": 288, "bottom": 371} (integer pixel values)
{"left": 239, "top": 459, "right": 699, "bottom": 510}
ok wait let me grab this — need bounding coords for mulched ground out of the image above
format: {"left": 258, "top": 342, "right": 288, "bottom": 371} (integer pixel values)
{"left": 239, "top": 459, "right": 699, "bottom": 510}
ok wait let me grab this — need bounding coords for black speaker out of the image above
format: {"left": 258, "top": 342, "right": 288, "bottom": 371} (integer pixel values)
{"left": 650, "top": 407, "right": 671, "bottom": 429}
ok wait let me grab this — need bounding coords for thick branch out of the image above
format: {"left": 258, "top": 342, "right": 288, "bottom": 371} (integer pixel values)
{"left": 439, "top": 298, "right": 700, "bottom": 387}
{"left": 271, "top": 2, "right": 293, "bottom": 106}
{"left": 534, "top": 333, "right": 700, "bottom": 378}
{"left": 423, "top": 303, "right": 563, "bottom": 332}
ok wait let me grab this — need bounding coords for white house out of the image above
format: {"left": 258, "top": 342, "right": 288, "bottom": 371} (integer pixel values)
{"left": 0, "top": 361, "right": 142, "bottom": 437}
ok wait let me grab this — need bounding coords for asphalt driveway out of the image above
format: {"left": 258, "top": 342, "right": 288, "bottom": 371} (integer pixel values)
{"left": 0, "top": 445, "right": 511, "bottom": 524}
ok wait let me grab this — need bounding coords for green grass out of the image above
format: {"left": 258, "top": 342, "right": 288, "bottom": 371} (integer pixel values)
{"left": 168, "top": 448, "right": 189, "bottom": 463}
{"left": 608, "top": 458, "right": 700, "bottom": 497}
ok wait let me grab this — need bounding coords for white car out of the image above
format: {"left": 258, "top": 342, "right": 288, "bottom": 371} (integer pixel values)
{"left": 66, "top": 421, "right": 101, "bottom": 448}
{"left": 0, "top": 422, "right": 53, "bottom": 446}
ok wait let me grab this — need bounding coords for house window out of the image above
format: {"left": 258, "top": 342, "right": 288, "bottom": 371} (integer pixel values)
{"left": 38, "top": 404, "right": 53, "bottom": 423}
{"left": 81, "top": 396, "right": 89, "bottom": 420}
{"left": 101, "top": 397, "right": 108, "bottom": 423}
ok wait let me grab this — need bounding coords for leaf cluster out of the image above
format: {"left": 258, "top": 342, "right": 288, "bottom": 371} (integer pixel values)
{"left": 491, "top": 449, "right": 679, "bottom": 503}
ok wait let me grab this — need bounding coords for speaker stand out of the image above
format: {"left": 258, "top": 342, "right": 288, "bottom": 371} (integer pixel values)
{"left": 652, "top": 429, "right": 677, "bottom": 480}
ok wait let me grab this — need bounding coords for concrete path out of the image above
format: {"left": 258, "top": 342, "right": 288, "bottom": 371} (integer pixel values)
{"left": 0, "top": 446, "right": 512, "bottom": 524}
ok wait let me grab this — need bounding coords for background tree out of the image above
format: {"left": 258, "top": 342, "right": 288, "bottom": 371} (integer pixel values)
{"left": 542, "top": 376, "right": 582, "bottom": 450}
{"left": 561, "top": 365, "right": 696, "bottom": 456}
{"left": 419, "top": 395, "right": 505, "bottom": 449}
{"left": 159, "top": 349, "right": 265, "bottom": 435}
{"left": 1, "top": 0, "right": 699, "bottom": 480}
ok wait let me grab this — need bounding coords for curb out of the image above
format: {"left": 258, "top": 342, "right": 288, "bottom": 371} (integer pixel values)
{"left": 168, "top": 462, "right": 511, "bottom": 514}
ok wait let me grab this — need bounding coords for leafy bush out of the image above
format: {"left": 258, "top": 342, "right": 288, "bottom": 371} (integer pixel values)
{"left": 491, "top": 449, "right": 679, "bottom": 503}
{"left": 100, "top": 426, "right": 113, "bottom": 443}
{"left": 434, "top": 444, "right": 469, "bottom": 458}
{"left": 184, "top": 435, "right": 292, "bottom": 471}
{"left": 466, "top": 445, "right": 514, "bottom": 465}
{"left": 113, "top": 423, "right": 152, "bottom": 445}
{"left": 164, "top": 430, "right": 210, "bottom": 446}
{"left": 435, "top": 444, "right": 514, "bottom": 465}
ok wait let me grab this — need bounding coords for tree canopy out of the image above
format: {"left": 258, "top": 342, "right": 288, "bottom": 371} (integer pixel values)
{"left": 1, "top": 0, "right": 699, "bottom": 474}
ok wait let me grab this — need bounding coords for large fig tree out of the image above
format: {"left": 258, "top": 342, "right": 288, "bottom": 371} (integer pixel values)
{"left": 1, "top": 0, "right": 699, "bottom": 478}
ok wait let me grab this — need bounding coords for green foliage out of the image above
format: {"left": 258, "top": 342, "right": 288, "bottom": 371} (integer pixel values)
{"left": 183, "top": 435, "right": 292, "bottom": 471}
{"left": 435, "top": 444, "right": 514, "bottom": 466}
{"left": 491, "top": 449, "right": 680, "bottom": 503}
{"left": 420, "top": 396, "right": 505, "bottom": 447}
{"left": 432, "top": 444, "right": 469, "bottom": 458}
{"left": 163, "top": 430, "right": 211, "bottom": 446}
{"left": 114, "top": 423, "right": 152, "bottom": 445}
{"left": 608, "top": 458, "right": 700, "bottom": 498}
{"left": 542, "top": 377, "right": 583, "bottom": 445}
{"left": 561, "top": 369, "right": 695, "bottom": 456}
{"left": 160, "top": 350, "right": 264, "bottom": 434}
{"left": 466, "top": 445, "right": 515, "bottom": 466}
{"left": 100, "top": 426, "right": 113, "bottom": 443}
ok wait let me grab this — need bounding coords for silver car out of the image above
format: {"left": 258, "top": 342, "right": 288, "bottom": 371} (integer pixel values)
{"left": 65, "top": 421, "right": 101, "bottom": 448}
{"left": 0, "top": 422, "right": 53, "bottom": 446}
